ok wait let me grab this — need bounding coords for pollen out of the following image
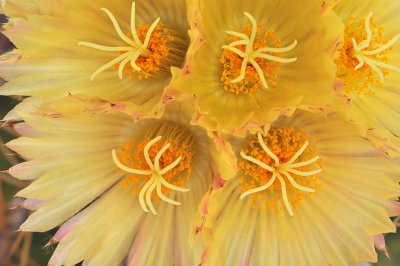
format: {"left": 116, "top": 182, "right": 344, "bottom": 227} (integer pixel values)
{"left": 79, "top": 1, "right": 187, "bottom": 81}
{"left": 220, "top": 12, "right": 297, "bottom": 96}
{"left": 336, "top": 12, "right": 400, "bottom": 95}
{"left": 238, "top": 129, "right": 322, "bottom": 216}
{"left": 112, "top": 135, "right": 193, "bottom": 215}
{"left": 114, "top": 24, "right": 177, "bottom": 80}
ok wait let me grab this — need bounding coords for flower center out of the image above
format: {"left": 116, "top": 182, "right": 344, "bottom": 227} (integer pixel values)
{"left": 335, "top": 12, "right": 400, "bottom": 95}
{"left": 238, "top": 129, "right": 322, "bottom": 216}
{"left": 220, "top": 12, "right": 297, "bottom": 95}
{"left": 114, "top": 23, "right": 186, "bottom": 80}
{"left": 79, "top": 1, "right": 187, "bottom": 81}
{"left": 112, "top": 134, "right": 193, "bottom": 215}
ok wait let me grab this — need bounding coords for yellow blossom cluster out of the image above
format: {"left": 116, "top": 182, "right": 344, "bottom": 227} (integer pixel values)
{"left": 0, "top": 0, "right": 400, "bottom": 265}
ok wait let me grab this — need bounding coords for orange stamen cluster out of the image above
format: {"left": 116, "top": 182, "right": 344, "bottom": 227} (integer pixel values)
{"left": 220, "top": 23, "right": 281, "bottom": 96}
{"left": 238, "top": 128, "right": 322, "bottom": 212}
{"left": 116, "top": 137, "right": 192, "bottom": 199}
{"left": 336, "top": 16, "right": 390, "bottom": 95}
{"left": 114, "top": 24, "right": 176, "bottom": 80}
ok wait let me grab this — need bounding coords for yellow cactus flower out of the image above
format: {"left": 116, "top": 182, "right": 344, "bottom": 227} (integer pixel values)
{"left": 333, "top": 0, "right": 400, "bottom": 156}
{"left": 192, "top": 109, "right": 400, "bottom": 265}
{"left": 0, "top": 0, "right": 192, "bottom": 111}
{"left": 2, "top": 0, "right": 400, "bottom": 264}
{"left": 5, "top": 96, "right": 235, "bottom": 265}
{"left": 176, "top": 0, "right": 342, "bottom": 132}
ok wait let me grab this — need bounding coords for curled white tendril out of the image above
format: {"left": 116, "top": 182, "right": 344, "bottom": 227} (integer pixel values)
{"left": 79, "top": 2, "right": 160, "bottom": 80}
{"left": 222, "top": 12, "right": 297, "bottom": 89}
{"left": 240, "top": 132, "right": 321, "bottom": 216}
{"left": 352, "top": 11, "right": 400, "bottom": 83}
{"left": 112, "top": 136, "right": 189, "bottom": 215}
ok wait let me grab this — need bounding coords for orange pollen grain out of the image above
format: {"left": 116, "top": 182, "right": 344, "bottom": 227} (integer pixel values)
{"left": 335, "top": 16, "right": 391, "bottom": 95}
{"left": 220, "top": 23, "right": 282, "bottom": 96}
{"left": 114, "top": 23, "right": 175, "bottom": 80}
{"left": 238, "top": 128, "right": 322, "bottom": 212}
{"left": 116, "top": 137, "right": 192, "bottom": 199}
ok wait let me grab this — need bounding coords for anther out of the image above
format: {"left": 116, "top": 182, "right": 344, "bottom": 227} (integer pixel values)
{"left": 222, "top": 12, "right": 297, "bottom": 89}
{"left": 351, "top": 11, "right": 400, "bottom": 82}
{"left": 240, "top": 132, "right": 320, "bottom": 216}
{"left": 79, "top": 2, "right": 161, "bottom": 80}
{"left": 112, "top": 136, "right": 189, "bottom": 215}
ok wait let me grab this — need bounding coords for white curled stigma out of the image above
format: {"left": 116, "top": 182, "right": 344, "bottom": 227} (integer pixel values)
{"left": 79, "top": 2, "right": 160, "bottom": 80}
{"left": 222, "top": 12, "right": 297, "bottom": 89}
{"left": 351, "top": 11, "right": 400, "bottom": 82}
{"left": 240, "top": 132, "right": 321, "bottom": 216}
{"left": 112, "top": 136, "right": 189, "bottom": 215}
